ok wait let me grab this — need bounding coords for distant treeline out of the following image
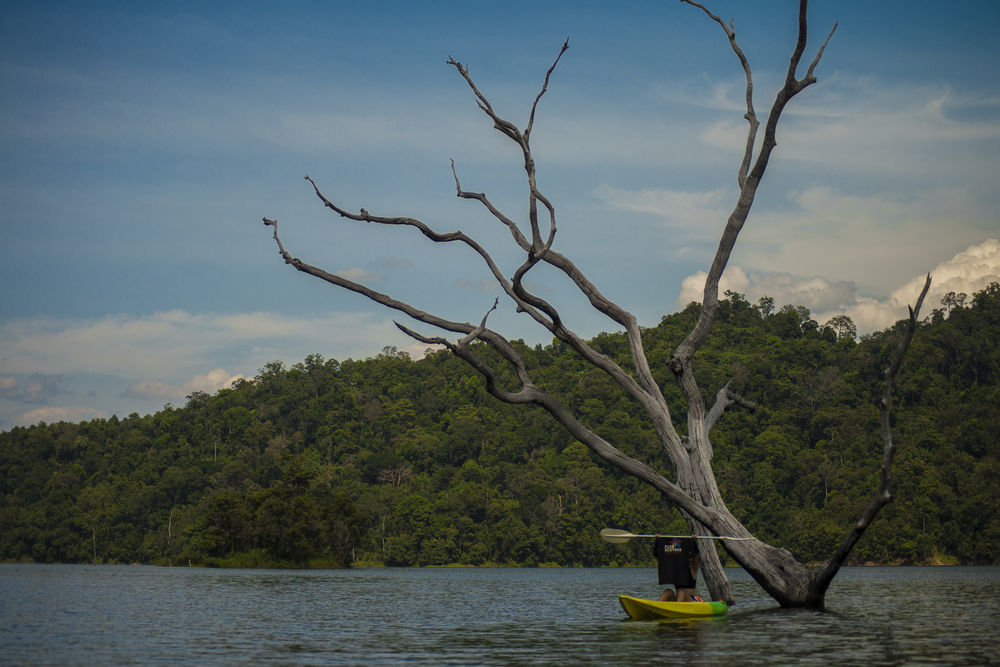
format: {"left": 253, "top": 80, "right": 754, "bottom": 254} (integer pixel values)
{"left": 1, "top": 284, "right": 998, "bottom": 568}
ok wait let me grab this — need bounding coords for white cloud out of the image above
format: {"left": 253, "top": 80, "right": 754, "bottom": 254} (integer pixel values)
{"left": 890, "top": 238, "right": 1000, "bottom": 306}
{"left": 833, "top": 297, "right": 902, "bottom": 336}
{"left": 733, "top": 186, "right": 994, "bottom": 296}
{"left": 0, "top": 309, "right": 419, "bottom": 428}
{"left": 125, "top": 368, "right": 243, "bottom": 401}
{"left": 678, "top": 267, "right": 750, "bottom": 306}
{"left": 829, "top": 239, "right": 999, "bottom": 334}
{"left": 14, "top": 405, "right": 108, "bottom": 427}
{"left": 399, "top": 341, "right": 443, "bottom": 359}
{"left": 186, "top": 368, "right": 243, "bottom": 394}
{"left": 532, "top": 113, "right": 712, "bottom": 168}
{"left": 0, "top": 310, "right": 406, "bottom": 380}
{"left": 0, "top": 373, "right": 64, "bottom": 405}
{"left": 790, "top": 186, "right": 988, "bottom": 233}
{"left": 0, "top": 309, "right": 416, "bottom": 429}
{"left": 660, "top": 76, "right": 1000, "bottom": 299}
{"left": 594, "top": 178, "right": 993, "bottom": 304}
{"left": 677, "top": 239, "right": 1000, "bottom": 334}
{"left": 591, "top": 76, "right": 1000, "bottom": 309}
{"left": 24, "top": 380, "right": 52, "bottom": 403}
{"left": 748, "top": 273, "right": 858, "bottom": 313}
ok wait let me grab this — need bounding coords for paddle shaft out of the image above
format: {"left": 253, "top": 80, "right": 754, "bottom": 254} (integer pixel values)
{"left": 600, "top": 528, "right": 754, "bottom": 543}
{"left": 626, "top": 534, "right": 742, "bottom": 540}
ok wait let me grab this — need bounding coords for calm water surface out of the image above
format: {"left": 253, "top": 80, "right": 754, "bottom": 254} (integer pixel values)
{"left": 1, "top": 565, "right": 997, "bottom": 665}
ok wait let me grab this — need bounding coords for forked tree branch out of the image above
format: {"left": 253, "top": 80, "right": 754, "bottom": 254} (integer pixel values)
{"left": 449, "top": 47, "right": 561, "bottom": 323}
{"left": 273, "top": 177, "right": 686, "bottom": 468}
{"left": 450, "top": 160, "right": 526, "bottom": 247}
{"left": 705, "top": 382, "right": 758, "bottom": 437}
{"left": 458, "top": 297, "right": 500, "bottom": 347}
{"left": 670, "top": 0, "right": 836, "bottom": 436}
{"left": 300, "top": 175, "right": 536, "bottom": 322}
{"left": 680, "top": 1, "right": 758, "bottom": 189}
{"left": 392, "top": 307, "right": 714, "bottom": 521}
{"left": 447, "top": 45, "right": 684, "bottom": 450}
{"left": 298, "top": 167, "right": 677, "bottom": 452}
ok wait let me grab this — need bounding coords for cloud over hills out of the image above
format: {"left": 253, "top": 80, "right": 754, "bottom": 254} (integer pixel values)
{"left": 678, "top": 238, "right": 1000, "bottom": 334}
{"left": 0, "top": 310, "right": 408, "bottom": 428}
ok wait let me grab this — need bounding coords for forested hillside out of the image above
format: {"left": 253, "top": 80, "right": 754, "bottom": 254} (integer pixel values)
{"left": 2, "top": 284, "right": 998, "bottom": 568}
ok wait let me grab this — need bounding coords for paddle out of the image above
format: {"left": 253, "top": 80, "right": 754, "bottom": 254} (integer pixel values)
{"left": 600, "top": 528, "right": 755, "bottom": 543}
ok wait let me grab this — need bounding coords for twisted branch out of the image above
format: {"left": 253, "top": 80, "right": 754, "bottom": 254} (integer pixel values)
{"left": 446, "top": 44, "right": 683, "bottom": 449}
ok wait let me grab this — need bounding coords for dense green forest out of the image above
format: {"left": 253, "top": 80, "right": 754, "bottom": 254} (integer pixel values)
{"left": 2, "top": 284, "right": 998, "bottom": 569}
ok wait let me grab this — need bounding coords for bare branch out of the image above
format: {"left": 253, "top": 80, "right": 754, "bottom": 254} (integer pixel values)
{"left": 816, "top": 273, "right": 931, "bottom": 588}
{"left": 302, "top": 173, "right": 678, "bottom": 459}
{"left": 680, "top": 1, "right": 758, "bottom": 189}
{"left": 458, "top": 297, "right": 500, "bottom": 347}
{"left": 303, "top": 173, "right": 547, "bottom": 322}
{"left": 445, "top": 55, "right": 677, "bottom": 436}
{"left": 447, "top": 57, "right": 523, "bottom": 145}
{"left": 262, "top": 217, "right": 290, "bottom": 261}
{"left": 401, "top": 320, "right": 710, "bottom": 522}
{"left": 303, "top": 168, "right": 672, "bottom": 444}
{"left": 787, "top": 0, "right": 838, "bottom": 91}
{"left": 786, "top": 0, "right": 812, "bottom": 86}
{"left": 264, "top": 216, "right": 480, "bottom": 339}
{"left": 670, "top": 0, "right": 837, "bottom": 388}
{"left": 394, "top": 309, "right": 699, "bottom": 516}
{"left": 526, "top": 39, "right": 569, "bottom": 141}
{"left": 450, "top": 160, "right": 528, "bottom": 247}
{"left": 705, "top": 381, "right": 758, "bottom": 435}
{"left": 804, "top": 22, "right": 838, "bottom": 84}
{"left": 450, "top": 45, "right": 562, "bottom": 257}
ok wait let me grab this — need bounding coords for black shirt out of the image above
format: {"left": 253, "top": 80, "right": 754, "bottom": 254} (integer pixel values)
{"left": 653, "top": 536, "right": 697, "bottom": 588}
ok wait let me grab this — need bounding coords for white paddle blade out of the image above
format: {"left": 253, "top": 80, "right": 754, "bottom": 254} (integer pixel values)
{"left": 600, "top": 528, "right": 636, "bottom": 544}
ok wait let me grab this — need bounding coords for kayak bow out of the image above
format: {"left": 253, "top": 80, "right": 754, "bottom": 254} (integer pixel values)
{"left": 618, "top": 595, "right": 727, "bottom": 620}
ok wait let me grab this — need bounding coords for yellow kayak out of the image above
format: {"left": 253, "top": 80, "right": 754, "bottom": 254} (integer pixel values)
{"left": 618, "top": 595, "right": 727, "bottom": 619}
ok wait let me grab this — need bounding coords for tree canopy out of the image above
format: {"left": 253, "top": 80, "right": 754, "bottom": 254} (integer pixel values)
{"left": 2, "top": 284, "right": 998, "bottom": 569}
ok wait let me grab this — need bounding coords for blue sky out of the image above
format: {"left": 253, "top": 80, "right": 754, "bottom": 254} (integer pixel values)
{"left": 2, "top": 0, "right": 998, "bottom": 428}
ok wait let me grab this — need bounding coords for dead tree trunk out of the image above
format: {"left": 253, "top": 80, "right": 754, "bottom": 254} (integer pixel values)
{"left": 262, "top": 0, "right": 929, "bottom": 607}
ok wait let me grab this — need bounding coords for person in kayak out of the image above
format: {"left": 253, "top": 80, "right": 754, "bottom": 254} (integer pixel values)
{"left": 654, "top": 535, "right": 700, "bottom": 602}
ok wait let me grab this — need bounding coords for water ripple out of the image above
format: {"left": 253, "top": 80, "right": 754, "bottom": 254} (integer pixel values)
{"left": 1, "top": 565, "right": 997, "bottom": 665}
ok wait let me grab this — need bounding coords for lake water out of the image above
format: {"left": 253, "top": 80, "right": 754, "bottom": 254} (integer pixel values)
{"left": 1, "top": 564, "right": 997, "bottom": 665}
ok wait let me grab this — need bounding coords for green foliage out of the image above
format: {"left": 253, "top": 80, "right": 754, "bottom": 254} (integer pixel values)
{"left": 1, "top": 284, "right": 998, "bottom": 568}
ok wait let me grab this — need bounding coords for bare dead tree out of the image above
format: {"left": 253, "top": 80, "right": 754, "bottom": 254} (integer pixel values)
{"left": 262, "top": 0, "right": 930, "bottom": 607}
{"left": 378, "top": 463, "right": 414, "bottom": 489}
